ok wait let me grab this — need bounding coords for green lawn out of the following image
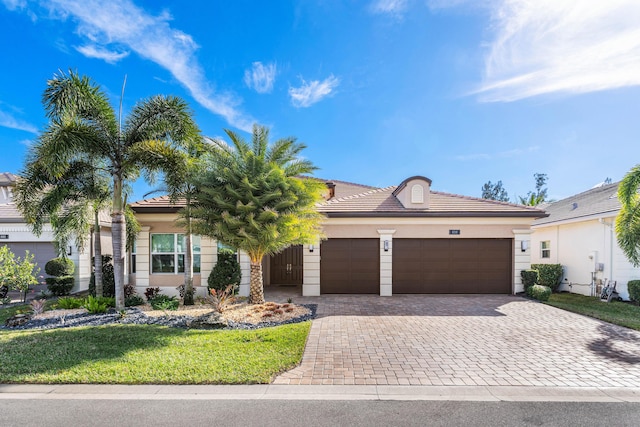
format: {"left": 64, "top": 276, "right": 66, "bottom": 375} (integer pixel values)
{"left": 545, "top": 293, "right": 640, "bottom": 331}
{"left": 0, "top": 321, "right": 310, "bottom": 384}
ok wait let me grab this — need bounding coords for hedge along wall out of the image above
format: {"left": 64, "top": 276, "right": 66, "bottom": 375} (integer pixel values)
{"left": 531, "top": 264, "right": 563, "bottom": 291}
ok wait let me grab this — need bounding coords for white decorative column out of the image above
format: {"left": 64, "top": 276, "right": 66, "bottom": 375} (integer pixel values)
{"left": 378, "top": 229, "right": 396, "bottom": 296}
{"left": 135, "top": 226, "right": 151, "bottom": 292}
{"left": 238, "top": 250, "right": 251, "bottom": 297}
{"left": 199, "top": 237, "right": 216, "bottom": 297}
{"left": 513, "top": 229, "right": 533, "bottom": 294}
{"left": 303, "top": 237, "right": 321, "bottom": 296}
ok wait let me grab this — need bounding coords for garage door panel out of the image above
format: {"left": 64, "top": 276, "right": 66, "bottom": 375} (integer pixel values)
{"left": 320, "top": 239, "right": 379, "bottom": 294}
{"left": 393, "top": 238, "right": 512, "bottom": 294}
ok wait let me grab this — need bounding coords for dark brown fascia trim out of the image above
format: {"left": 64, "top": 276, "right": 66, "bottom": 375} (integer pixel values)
{"left": 0, "top": 218, "right": 28, "bottom": 223}
{"left": 130, "top": 206, "right": 182, "bottom": 214}
{"left": 323, "top": 211, "right": 549, "bottom": 218}
{"left": 392, "top": 175, "right": 433, "bottom": 196}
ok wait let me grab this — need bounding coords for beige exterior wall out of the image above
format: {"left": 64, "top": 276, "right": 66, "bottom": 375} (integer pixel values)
{"left": 531, "top": 214, "right": 638, "bottom": 300}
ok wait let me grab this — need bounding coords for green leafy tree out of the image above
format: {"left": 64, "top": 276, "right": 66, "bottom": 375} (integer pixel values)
{"left": 33, "top": 70, "right": 199, "bottom": 309}
{"left": 518, "top": 173, "right": 549, "bottom": 206}
{"left": 192, "top": 125, "right": 325, "bottom": 304}
{"left": 481, "top": 180, "right": 509, "bottom": 202}
{"left": 0, "top": 246, "right": 40, "bottom": 295}
{"left": 616, "top": 164, "right": 640, "bottom": 266}
{"left": 15, "top": 153, "right": 112, "bottom": 297}
{"left": 208, "top": 248, "right": 241, "bottom": 293}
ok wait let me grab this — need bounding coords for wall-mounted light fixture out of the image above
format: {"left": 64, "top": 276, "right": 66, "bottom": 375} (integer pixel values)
{"left": 520, "top": 240, "right": 529, "bottom": 252}
{"left": 384, "top": 240, "right": 389, "bottom": 252}
{"left": 67, "top": 245, "right": 73, "bottom": 256}
{"left": 309, "top": 244, "right": 314, "bottom": 253}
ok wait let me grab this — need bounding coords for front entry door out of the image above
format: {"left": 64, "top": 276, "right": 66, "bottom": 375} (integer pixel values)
{"left": 270, "top": 245, "right": 303, "bottom": 285}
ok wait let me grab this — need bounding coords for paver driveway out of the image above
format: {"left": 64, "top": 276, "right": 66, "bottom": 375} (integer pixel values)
{"left": 267, "top": 290, "right": 640, "bottom": 387}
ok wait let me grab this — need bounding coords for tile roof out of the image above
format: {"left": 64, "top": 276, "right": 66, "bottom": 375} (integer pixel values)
{"left": 317, "top": 186, "right": 547, "bottom": 217}
{"left": 129, "top": 178, "right": 547, "bottom": 218}
{"left": 0, "top": 172, "right": 17, "bottom": 187}
{"left": 533, "top": 182, "right": 620, "bottom": 226}
{"left": 0, "top": 203, "right": 24, "bottom": 222}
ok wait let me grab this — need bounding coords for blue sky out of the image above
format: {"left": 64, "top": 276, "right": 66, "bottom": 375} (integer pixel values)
{"left": 1, "top": 0, "right": 639, "bottom": 203}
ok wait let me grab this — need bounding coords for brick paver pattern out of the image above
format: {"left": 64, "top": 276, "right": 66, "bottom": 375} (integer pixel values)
{"left": 268, "top": 290, "right": 640, "bottom": 387}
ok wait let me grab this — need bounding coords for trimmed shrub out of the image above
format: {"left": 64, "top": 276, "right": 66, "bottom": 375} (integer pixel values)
{"left": 527, "top": 284, "right": 552, "bottom": 301}
{"left": 125, "top": 294, "right": 145, "bottom": 307}
{"left": 531, "top": 264, "right": 563, "bottom": 291}
{"left": 628, "top": 280, "right": 640, "bottom": 305}
{"left": 88, "top": 255, "right": 115, "bottom": 297}
{"left": 45, "top": 276, "right": 74, "bottom": 296}
{"left": 208, "top": 249, "right": 241, "bottom": 293}
{"left": 149, "top": 294, "right": 179, "bottom": 311}
{"left": 520, "top": 270, "right": 539, "bottom": 289}
{"left": 44, "top": 257, "right": 75, "bottom": 277}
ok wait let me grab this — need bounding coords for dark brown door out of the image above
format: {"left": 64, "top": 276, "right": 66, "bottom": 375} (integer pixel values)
{"left": 270, "top": 245, "right": 303, "bottom": 285}
{"left": 320, "top": 238, "right": 379, "bottom": 294}
{"left": 393, "top": 239, "right": 512, "bottom": 294}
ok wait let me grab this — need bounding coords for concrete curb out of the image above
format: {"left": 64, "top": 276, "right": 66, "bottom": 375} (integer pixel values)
{"left": 1, "top": 384, "right": 639, "bottom": 402}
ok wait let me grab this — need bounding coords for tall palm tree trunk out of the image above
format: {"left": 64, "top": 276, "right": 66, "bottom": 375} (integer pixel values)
{"left": 249, "top": 259, "right": 265, "bottom": 304}
{"left": 93, "top": 209, "right": 103, "bottom": 297}
{"left": 112, "top": 177, "right": 126, "bottom": 310}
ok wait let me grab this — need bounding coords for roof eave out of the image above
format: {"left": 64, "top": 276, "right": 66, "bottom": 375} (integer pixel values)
{"left": 130, "top": 206, "right": 182, "bottom": 214}
{"left": 323, "top": 211, "right": 549, "bottom": 218}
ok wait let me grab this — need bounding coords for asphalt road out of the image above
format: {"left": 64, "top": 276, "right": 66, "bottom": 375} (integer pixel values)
{"left": 1, "top": 400, "right": 639, "bottom": 426}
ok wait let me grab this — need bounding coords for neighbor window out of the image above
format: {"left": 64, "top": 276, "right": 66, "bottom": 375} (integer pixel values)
{"left": 541, "top": 241, "right": 550, "bottom": 259}
{"left": 151, "top": 234, "right": 201, "bottom": 274}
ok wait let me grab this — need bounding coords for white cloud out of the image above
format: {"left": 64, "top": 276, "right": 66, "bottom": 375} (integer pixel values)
{"left": 76, "top": 44, "right": 129, "bottom": 64}
{"left": 0, "top": 109, "right": 38, "bottom": 133}
{"left": 9, "top": 0, "right": 254, "bottom": 131}
{"left": 455, "top": 145, "right": 539, "bottom": 161}
{"left": 370, "top": 0, "right": 408, "bottom": 16}
{"left": 472, "top": 0, "right": 640, "bottom": 102}
{"left": 244, "top": 62, "right": 277, "bottom": 94}
{"left": 1, "top": 0, "right": 27, "bottom": 10}
{"left": 289, "top": 75, "right": 340, "bottom": 108}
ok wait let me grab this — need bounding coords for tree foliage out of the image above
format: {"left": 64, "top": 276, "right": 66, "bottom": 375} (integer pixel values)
{"left": 518, "top": 173, "right": 548, "bottom": 206}
{"left": 481, "top": 180, "right": 509, "bottom": 202}
{"left": 192, "top": 124, "right": 325, "bottom": 304}
{"left": 0, "top": 246, "right": 40, "bottom": 293}
{"left": 616, "top": 164, "right": 640, "bottom": 266}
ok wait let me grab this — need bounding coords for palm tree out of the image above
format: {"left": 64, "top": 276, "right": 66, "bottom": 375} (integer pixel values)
{"left": 192, "top": 125, "right": 325, "bottom": 304}
{"left": 35, "top": 70, "right": 199, "bottom": 309}
{"left": 616, "top": 164, "right": 640, "bottom": 266}
{"left": 15, "top": 152, "right": 112, "bottom": 296}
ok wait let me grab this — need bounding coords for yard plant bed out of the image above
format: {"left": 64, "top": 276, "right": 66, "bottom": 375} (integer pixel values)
{"left": 0, "top": 321, "right": 311, "bottom": 384}
{"left": 545, "top": 293, "right": 640, "bottom": 331}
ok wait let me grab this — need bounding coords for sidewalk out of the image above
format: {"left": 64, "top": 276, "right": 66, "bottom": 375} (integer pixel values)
{"left": 1, "top": 384, "right": 639, "bottom": 402}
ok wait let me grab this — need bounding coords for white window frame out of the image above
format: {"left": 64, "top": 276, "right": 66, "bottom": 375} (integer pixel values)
{"left": 540, "top": 241, "right": 551, "bottom": 259}
{"left": 151, "top": 233, "right": 201, "bottom": 274}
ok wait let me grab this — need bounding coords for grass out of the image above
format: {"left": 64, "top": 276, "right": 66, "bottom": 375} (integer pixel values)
{"left": 545, "top": 293, "right": 640, "bottom": 331}
{"left": 0, "top": 317, "right": 311, "bottom": 384}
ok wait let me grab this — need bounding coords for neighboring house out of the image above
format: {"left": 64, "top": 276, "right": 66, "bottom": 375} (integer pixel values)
{"left": 0, "top": 172, "right": 112, "bottom": 292}
{"left": 531, "top": 182, "right": 637, "bottom": 300}
{"left": 129, "top": 176, "right": 546, "bottom": 297}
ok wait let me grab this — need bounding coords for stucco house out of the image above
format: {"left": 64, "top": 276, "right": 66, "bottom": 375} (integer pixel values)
{"left": 129, "top": 176, "right": 547, "bottom": 297}
{"left": 531, "top": 181, "right": 637, "bottom": 300}
{"left": 0, "top": 172, "right": 111, "bottom": 292}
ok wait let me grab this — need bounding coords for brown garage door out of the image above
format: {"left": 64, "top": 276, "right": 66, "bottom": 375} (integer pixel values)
{"left": 320, "top": 238, "right": 379, "bottom": 294}
{"left": 3, "top": 242, "right": 58, "bottom": 276}
{"left": 393, "top": 239, "right": 512, "bottom": 294}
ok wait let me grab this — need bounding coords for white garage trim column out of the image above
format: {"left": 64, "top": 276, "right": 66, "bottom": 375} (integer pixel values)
{"left": 135, "top": 226, "right": 151, "bottom": 291}
{"left": 513, "top": 229, "right": 533, "bottom": 294}
{"left": 238, "top": 251, "right": 251, "bottom": 297}
{"left": 302, "top": 237, "right": 321, "bottom": 296}
{"left": 378, "top": 229, "right": 396, "bottom": 296}
{"left": 199, "top": 237, "right": 216, "bottom": 298}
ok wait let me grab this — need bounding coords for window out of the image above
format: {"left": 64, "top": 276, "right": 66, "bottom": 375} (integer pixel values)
{"left": 151, "top": 234, "right": 201, "bottom": 274}
{"left": 411, "top": 184, "right": 424, "bottom": 204}
{"left": 130, "top": 240, "right": 136, "bottom": 274}
{"left": 541, "top": 241, "right": 550, "bottom": 259}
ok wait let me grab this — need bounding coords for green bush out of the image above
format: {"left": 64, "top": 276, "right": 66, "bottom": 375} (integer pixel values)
{"left": 125, "top": 294, "right": 145, "bottom": 307}
{"left": 531, "top": 264, "right": 563, "bottom": 291}
{"left": 44, "top": 257, "right": 75, "bottom": 276}
{"left": 208, "top": 249, "right": 241, "bottom": 293}
{"left": 149, "top": 294, "right": 179, "bottom": 311}
{"left": 83, "top": 295, "right": 109, "bottom": 314}
{"left": 45, "top": 276, "right": 74, "bottom": 296}
{"left": 56, "top": 296, "right": 84, "bottom": 309}
{"left": 145, "top": 287, "right": 160, "bottom": 301}
{"left": 628, "top": 280, "right": 640, "bottom": 305}
{"left": 88, "top": 255, "right": 115, "bottom": 297}
{"left": 520, "top": 270, "right": 539, "bottom": 289}
{"left": 527, "top": 284, "right": 552, "bottom": 301}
